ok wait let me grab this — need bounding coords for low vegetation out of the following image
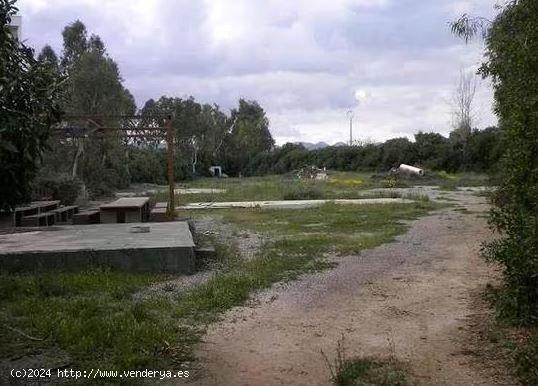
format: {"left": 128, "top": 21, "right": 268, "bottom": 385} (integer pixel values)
{"left": 485, "top": 286, "right": 538, "bottom": 386}
{"left": 152, "top": 171, "right": 489, "bottom": 205}
{"left": 330, "top": 358, "right": 409, "bottom": 386}
{"left": 323, "top": 335, "right": 410, "bottom": 386}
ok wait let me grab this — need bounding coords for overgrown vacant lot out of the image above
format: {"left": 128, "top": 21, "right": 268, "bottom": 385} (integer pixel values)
{"left": 0, "top": 201, "right": 441, "bottom": 379}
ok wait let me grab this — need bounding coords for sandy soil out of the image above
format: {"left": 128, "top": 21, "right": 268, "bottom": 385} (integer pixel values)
{"left": 187, "top": 191, "right": 515, "bottom": 386}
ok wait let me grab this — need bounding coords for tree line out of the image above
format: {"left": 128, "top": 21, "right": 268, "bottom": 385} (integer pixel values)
{"left": 246, "top": 127, "right": 503, "bottom": 176}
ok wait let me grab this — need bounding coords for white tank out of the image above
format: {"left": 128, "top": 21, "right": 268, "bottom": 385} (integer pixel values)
{"left": 399, "top": 164, "right": 424, "bottom": 176}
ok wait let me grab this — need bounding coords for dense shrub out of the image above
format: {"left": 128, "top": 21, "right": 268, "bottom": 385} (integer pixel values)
{"left": 0, "top": 1, "right": 62, "bottom": 210}
{"left": 32, "top": 174, "right": 82, "bottom": 205}
{"left": 128, "top": 148, "right": 166, "bottom": 184}
{"left": 479, "top": 0, "right": 538, "bottom": 325}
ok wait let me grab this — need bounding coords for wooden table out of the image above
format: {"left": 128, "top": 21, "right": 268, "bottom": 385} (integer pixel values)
{"left": 99, "top": 197, "right": 150, "bottom": 224}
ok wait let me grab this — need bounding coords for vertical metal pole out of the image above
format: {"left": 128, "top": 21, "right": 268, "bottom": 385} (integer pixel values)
{"left": 349, "top": 116, "right": 353, "bottom": 146}
{"left": 347, "top": 110, "right": 354, "bottom": 146}
{"left": 165, "top": 116, "right": 175, "bottom": 219}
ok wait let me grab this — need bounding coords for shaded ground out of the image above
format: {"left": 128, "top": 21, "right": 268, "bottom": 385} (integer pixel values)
{"left": 189, "top": 190, "right": 514, "bottom": 385}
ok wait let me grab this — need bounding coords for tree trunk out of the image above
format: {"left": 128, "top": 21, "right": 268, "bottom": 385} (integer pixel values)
{"left": 72, "top": 139, "right": 84, "bottom": 178}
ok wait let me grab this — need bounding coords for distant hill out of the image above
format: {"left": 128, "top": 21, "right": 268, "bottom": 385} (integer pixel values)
{"left": 333, "top": 142, "right": 347, "bottom": 147}
{"left": 293, "top": 141, "right": 330, "bottom": 150}
{"left": 291, "top": 141, "right": 349, "bottom": 149}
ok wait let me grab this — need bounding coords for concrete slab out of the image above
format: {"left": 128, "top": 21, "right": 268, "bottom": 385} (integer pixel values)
{"left": 177, "top": 198, "right": 413, "bottom": 210}
{"left": 175, "top": 188, "right": 227, "bottom": 194}
{"left": 0, "top": 222, "right": 195, "bottom": 273}
{"left": 114, "top": 188, "right": 226, "bottom": 198}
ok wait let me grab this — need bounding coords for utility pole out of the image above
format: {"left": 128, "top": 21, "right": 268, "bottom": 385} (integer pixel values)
{"left": 347, "top": 110, "right": 354, "bottom": 146}
{"left": 165, "top": 115, "right": 176, "bottom": 219}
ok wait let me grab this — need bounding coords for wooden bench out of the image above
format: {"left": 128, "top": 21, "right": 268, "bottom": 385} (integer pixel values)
{"left": 20, "top": 212, "right": 56, "bottom": 227}
{"left": 154, "top": 202, "right": 168, "bottom": 209}
{"left": 52, "top": 205, "right": 79, "bottom": 224}
{"left": 73, "top": 210, "right": 100, "bottom": 225}
{"left": 31, "top": 200, "right": 60, "bottom": 213}
{"left": 13, "top": 205, "right": 39, "bottom": 227}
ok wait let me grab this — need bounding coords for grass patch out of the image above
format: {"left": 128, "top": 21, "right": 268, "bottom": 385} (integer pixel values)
{"left": 434, "top": 172, "right": 492, "bottom": 191}
{"left": 282, "top": 184, "right": 324, "bottom": 200}
{"left": 0, "top": 269, "right": 181, "bottom": 371}
{"left": 323, "top": 335, "right": 410, "bottom": 386}
{"left": 332, "top": 359, "right": 409, "bottom": 386}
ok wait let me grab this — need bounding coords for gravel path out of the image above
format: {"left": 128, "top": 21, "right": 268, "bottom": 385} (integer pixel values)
{"left": 187, "top": 190, "right": 514, "bottom": 386}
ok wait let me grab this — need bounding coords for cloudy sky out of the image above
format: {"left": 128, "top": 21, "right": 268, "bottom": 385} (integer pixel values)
{"left": 19, "top": 0, "right": 499, "bottom": 145}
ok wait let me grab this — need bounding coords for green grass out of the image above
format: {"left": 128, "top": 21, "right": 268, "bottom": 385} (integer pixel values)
{"left": 209, "top": 202, "right": 439, "bottom": 255}
{"left": 0, "top": 270, "right": 178, "bottom": 370}
{"left": 0, "top": 200, "right": 442, "bottom": 381}
{"left": 433, "top": 172, "right": 491, "bottom": 191}
{"left": 154, "top": 172, "right": 398, "bottom": 205}
{"left": 332, "top": 359, "right": 409, "bottom": 386}
{"left": 324, "top": 335, "right": 410, "bottom": 386}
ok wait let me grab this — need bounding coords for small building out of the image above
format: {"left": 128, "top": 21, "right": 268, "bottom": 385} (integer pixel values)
{"left": 8, "top": 15, "right": 21, "bottom": 41}
{"left": 209, "top": 166, "right": 223, "bottom": 177}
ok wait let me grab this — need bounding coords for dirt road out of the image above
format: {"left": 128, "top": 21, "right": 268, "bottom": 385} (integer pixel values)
{"left": 190, "top": 191, "right": 513, "bottom": 385}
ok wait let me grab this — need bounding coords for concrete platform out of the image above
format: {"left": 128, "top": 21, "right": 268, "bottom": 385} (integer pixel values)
{"left": 0, "top": 222, "right": 195, "bottom": 273}
{"left": 178, "top": 198, "right": 413, "bottom": 210}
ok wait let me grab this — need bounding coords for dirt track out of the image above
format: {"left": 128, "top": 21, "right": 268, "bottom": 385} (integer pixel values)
{"left": 189, "top": 191, "right": 514, "bottom": 386}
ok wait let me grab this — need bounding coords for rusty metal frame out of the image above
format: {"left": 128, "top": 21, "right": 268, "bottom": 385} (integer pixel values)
{"left": 55, "top": 114, "right": 176, "bottom": 218}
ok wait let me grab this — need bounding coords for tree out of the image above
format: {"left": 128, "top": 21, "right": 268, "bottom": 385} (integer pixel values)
{"left": 40, "top": 20, "right": 136, "bottom": 196}
{"left": 60, "top": 20, "right": 87, "bottom": 71}
{"left": 451, "top": 68, "right": 477, "bottom": 134}
{"left": 381, "top": 137, "right": 416, "bottom": 169}
{"left": 0, "top": 0, "right": 62, "bottom": 210}
{"left": 414, "top": 132, "right": 450, "bottom": 170}
{"left": 139, "top": 97, "right": 232, "bottom": 178}
{"left": 226, "top": 99, "right": 274, "bottom": 174}
{"left": 452, "top": 0, "right": 538, "bottom": 323}
{"left": 465, "top": 127, "right": 503, "bottom": 172}
{"left": 37, "top": 44, "right": 60, "bottom": 75}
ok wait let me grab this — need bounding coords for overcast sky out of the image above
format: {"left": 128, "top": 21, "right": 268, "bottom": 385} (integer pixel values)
{"left": 19, "top": 0, "right": 499, "bottom": 145}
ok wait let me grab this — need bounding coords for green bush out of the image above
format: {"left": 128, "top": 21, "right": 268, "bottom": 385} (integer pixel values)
{"left": 128, "top": 148, "right": 166, "bottom": 184}
{"left": 480, "top": 0, "right": 538, "bottom": 325}
{"left": 32, "top": 174, "right": 82, "bottom": 205}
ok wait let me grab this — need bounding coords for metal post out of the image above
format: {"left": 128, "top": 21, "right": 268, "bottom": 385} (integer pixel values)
{"left": 349, "top": 116, "right": 353, "bottom": 146}
{"left": 165, "top": 115, "right": 175, "bottom": 219}
{"left": 347, "top": 110, "right": 354, "bottom": 146}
